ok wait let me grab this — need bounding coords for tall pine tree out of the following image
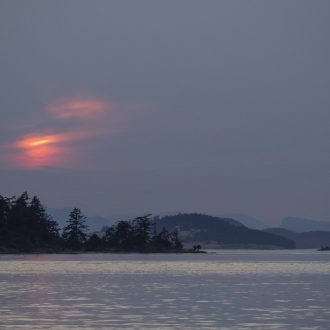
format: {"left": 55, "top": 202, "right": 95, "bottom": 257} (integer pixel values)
{"left": 29, "top": 196, "right": 59, "bottom": 247}
{"left": 62, "top": 208, "right": 88, "bottom": 250}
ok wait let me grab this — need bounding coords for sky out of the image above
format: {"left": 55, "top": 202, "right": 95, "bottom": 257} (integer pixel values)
{"left": 0, "top": 0, "right": 329, "bottom": 225}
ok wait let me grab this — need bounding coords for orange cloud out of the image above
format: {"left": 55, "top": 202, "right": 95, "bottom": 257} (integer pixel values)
{"left": 11, "top": 131, "right": 98, "bottom": 169}
{"left": 11, "top": 134, "right": 68, "bottom": 169}
{"left": 48, "top": 98, "right": 107, "bottom": 120}
{"left": 8, "top": 127, "right": 115, "bottom": 169}
{"left": 1, "top": 95, "right": 150, "bottom": 170}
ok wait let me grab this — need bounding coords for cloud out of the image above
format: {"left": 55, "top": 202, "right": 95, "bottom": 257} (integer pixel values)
{"left": 48, "top": 98, "right": 107, "bottom": 120}
{"left": 9, "top": 128, "right": 113, "bottom": 169}
{"left": 10, "top": 133, "right": 70, "bottom": 169}
{"left": 1, "top": 95, "right": 150, "bottom": 170}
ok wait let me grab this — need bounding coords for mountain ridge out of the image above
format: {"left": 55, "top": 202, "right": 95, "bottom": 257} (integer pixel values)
{"left": 264, "top": 228, "right": 330, "bottom": 248}
{"left": 157, "top": 213, "right": 295, "bottom": 249}
{"left": 281, "top": 217, "right": 330, "bottom": 233}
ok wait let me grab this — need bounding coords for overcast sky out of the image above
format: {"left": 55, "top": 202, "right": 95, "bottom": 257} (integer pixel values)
{"left": 1, "top": 0, "right": 329, "bottom": 225}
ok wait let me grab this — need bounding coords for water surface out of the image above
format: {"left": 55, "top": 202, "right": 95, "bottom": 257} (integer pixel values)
{"left": 0, "top": 250, "right": 329, "bottom": 329}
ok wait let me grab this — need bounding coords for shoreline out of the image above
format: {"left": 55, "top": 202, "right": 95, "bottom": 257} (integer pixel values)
{"left": 0, "top": 248, "right": 207, "bottom": 255}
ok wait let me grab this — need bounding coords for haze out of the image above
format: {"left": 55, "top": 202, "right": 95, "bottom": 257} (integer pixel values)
{"left": 1, "top": 0, "right": 329, "bottom": 225}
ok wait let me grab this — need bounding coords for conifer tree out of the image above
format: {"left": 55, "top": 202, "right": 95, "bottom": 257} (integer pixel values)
{"left": 0, "top": 195, "right": 10, "bottom": 230}
{"left": 8, "top": 192, "right": 30, "bottom": 233}
{"left": 1, "top": 192, "right": 60, "bottom": 251}
{"left": 0, "top": 195, "right": 11, "bottom": 244}
{"left": 62, "top": 208, "right": 88, "bottom": 250}
{"left": 29, "top": 196, "right": 59, "bottom": 246}
{"left": 132, "top": 215, "right": 153, "bottom": 250}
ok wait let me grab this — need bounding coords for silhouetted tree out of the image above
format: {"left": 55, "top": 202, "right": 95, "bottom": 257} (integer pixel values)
{"left": 7, "top": 192, "right": 29, "bottom": 233}
{"left": 151, "top": 227, "right": 183, "bottom": 250}
{"left": 85, "top": 234, "right": 105, "bottom": 251}
{"left": 104, "top": 226, "right": 118, "bottom": 248}
{"left": 103, "top": 215, "right": 183, "bottom": 252}
{"left": 0, "top": 195, "right": 10, "bottom": 228}
{"left": 0, "top": 195, "right": 11, "bottom": 245}
{"left": 62, "top": 208, "right": 88, "bottom": 250}
{"left": 29, "top": 196, "right": 59, "bottom": 247}
{"left": 0, "top": 193, "right": 184, "bottom": 253}
{"left": 115, "top": 220, "right": 134, "bottom": 249}
{"left": 0, "top": 193, "right": 61, "bottom": 251}
{"left": 193, "top": 244, "right": 202, "bottom": 252}
{"left": 132, "top": 215, "right": 153, "bottom": 251}
{"left": 169, "top": 228, "right": 183, "bottom": 249}
{"left": 152, "top": 227, "right": 172, "bottom": 250}
{"left": 6, "top": 192, "right": 34, "bottom": 250}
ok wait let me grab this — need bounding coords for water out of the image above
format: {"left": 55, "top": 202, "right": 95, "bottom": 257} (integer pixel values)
{"left": 0, "top": 250, "right": 329, "bottom": 329}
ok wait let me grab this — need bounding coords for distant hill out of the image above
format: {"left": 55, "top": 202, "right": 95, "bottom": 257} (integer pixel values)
{"left": 281, "top": 217, "right": 330, "bottom": 233}
{"left": 157, "top": 213, "right": 295, "bottom": 249}
{"left": 218, "top": 213, "right": 268, "bottom": 230}
{"left": 264, "top": 228, "right": 330, "bottom": 249}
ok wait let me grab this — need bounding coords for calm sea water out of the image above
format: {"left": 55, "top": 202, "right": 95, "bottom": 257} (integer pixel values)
{"left": 0, "top": 250, "right": 329, "bottom": 329}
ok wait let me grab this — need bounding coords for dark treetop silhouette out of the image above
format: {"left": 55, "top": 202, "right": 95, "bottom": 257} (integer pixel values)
{"left": 1, "top": 192, "right": 302, "bottom": 253}
{"left": 0, "top": 192, "right": 183, "bottom": 253}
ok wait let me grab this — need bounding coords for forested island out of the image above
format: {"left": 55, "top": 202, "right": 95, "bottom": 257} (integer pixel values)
{"left": 1, "top": 192, "right": 307, "bottom": 253}
{"left": 0, "top": 192, "right": 185, "bottom": 253}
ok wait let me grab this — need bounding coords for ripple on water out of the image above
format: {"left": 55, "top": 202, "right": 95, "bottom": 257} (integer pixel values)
{"left": 0, "top": 251, "right": 329, "bottom": 329}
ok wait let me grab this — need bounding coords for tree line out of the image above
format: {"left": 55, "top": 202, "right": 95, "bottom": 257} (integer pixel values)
{"left": 0, "top": 192, "right": 182, "bottom": 253}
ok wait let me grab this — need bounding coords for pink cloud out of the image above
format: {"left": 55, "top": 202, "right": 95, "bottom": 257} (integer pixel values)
{"left": 48, "top": 98, "right": 107, "bottom": 120}
{"left": 2, "top": 95, "right": 151, "bottom": 170}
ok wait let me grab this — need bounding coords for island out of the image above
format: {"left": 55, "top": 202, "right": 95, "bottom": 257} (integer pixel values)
{"left": 1, "top": 192, "right": 297, "bottom": 253}
{"left": 0, "top": 192, "right": 205, "bottom": 254}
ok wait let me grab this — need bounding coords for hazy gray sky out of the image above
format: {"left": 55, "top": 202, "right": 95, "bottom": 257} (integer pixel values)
{"left": 1, "top": 0, "right": 329, "bottom": 225}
